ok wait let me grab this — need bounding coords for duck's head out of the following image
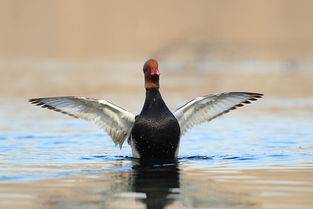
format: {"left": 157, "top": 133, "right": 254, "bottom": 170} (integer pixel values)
{"left": 143, "top": 59, "right": 160, "bottom": 89}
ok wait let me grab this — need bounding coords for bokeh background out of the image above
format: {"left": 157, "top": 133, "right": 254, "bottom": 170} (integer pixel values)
{"left": 1, "top": 0, "right": 313, "bottom": 112}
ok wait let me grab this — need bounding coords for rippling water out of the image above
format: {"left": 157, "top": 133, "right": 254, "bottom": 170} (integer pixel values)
{"left": 0, "top": 99, "right": 313, "bottom": 209}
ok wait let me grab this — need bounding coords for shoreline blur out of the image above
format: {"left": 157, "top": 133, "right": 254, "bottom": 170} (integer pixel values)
{"left": 1, "top": 59, "right": 312, "bottom": 100}
{"left": 1, "top": 1, "right": 313, "bottom": 61}
{"left": 1, "top": 0, "right": 313, "bottom": 102}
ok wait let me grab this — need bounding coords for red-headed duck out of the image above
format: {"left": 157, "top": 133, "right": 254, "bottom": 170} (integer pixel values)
{"left": 29, "top": 59, "right": 263, "bottom": 160}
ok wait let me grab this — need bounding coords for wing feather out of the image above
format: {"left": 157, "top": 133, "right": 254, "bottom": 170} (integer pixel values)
{"left": 174, "top": 92, "right": 263, "bottom": 135}
{"left": 29, "top": 96, "right": 135, "bottom": 147}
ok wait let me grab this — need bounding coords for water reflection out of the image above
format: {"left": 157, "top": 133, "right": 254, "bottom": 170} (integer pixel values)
{"left": 1, "top": 101, "right": 313, "bottom": 208}
{"left": 129, "top": 160, "right": 180, "bottom": 209}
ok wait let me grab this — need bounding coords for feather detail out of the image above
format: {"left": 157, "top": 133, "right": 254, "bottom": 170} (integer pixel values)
{"left": 174, "top": 92, "right": 263, "bottom": 135}
{"left": 29, "top": 96, "right": 135, "bottom": 147}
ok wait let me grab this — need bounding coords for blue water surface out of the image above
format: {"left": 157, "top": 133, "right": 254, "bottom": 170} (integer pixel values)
{"left": 0, "top": 104, "right": 312, "bottom": 181}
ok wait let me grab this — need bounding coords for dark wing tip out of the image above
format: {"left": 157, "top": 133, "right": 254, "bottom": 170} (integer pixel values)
{"left": 253, "top": 94, "right": 263, "bottom": 98}
{"left": 248, "top": 92, "right": 263, "bottom": 98}
{"left": 29, "top": 98, "right": 46, "bottom": 106}
{"left": 28, "top": 98, "right": 78, "bottom": 119}
{"left": 208, "top": 92, "right": 263, "bottom": 122}
{"left": 29, "top": 98, "right": 39, "bottom": 104}
{"left": 239, "top": 92, "right": 263, "bottom": 106}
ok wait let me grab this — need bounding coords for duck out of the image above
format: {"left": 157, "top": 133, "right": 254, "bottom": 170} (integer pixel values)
{"left": 29, "top": 59, "right": 263, "bottom": 160}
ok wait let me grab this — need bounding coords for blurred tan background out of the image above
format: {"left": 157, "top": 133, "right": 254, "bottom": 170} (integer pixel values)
{"left": 1, "top": 0, "right": 313, "bottom": 108}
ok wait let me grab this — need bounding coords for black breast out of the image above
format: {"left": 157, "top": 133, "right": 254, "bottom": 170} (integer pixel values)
{"left": 130, "top": 88, "right": 181, "bottom": 160}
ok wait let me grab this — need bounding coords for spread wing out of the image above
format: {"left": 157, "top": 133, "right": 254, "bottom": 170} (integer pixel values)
{"left": 29, "top": 96, "right": 135, "bottom": 147}
{"left": 174, "top": 92, "right": 263, "bottom": 135}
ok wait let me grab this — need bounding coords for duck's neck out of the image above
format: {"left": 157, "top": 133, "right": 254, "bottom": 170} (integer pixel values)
{"left": 140, "top": 88, "right": 169, "bottom": 115}
{"left": 145, "top": 87, "right": 161, "bottom": 100}
{"left": 145, "top": 80, "right": 159, "bottom": 88}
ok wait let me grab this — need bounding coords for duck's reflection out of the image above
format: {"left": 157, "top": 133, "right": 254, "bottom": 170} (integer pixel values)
{"left": 129, "top": 160, "right": 180, "bottom": 209}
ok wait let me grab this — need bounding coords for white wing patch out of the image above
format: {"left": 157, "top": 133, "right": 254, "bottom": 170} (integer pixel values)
{"left": 29, "top": 96, "right": 135, "bottom": 147}
{"left": 174, "top": 92, "right": 263, "bottom": 135}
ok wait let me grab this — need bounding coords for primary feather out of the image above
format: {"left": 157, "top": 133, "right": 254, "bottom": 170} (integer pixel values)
{"left": 174, "top": 92, "right": 263, "bottom": 135}
{"left": 29, "top": 96, "right": 135, "bottom": 147}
